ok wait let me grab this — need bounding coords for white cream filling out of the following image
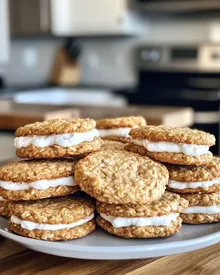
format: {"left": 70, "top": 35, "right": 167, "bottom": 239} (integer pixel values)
{"left": 100, "top": 213, "right": 179, "bottom": 228}
{"left": 10, "top": 214, "right": 94, "bottom": 231}
{"left": 168, "top": 178, "right": 220, "bottom": 190}
{"left": 182, "top": 205, "right": 220, "bottom": 214}
{"left": 0, "top": 196, "right": 7, "bottom": 201}
{"left": 14, "top": 129, "right": 99, "bottom": 149}
{"left": 0, "top": 176, "right": 76, "bottom": 191}
{"left": 98, "top": 127, "right": 133, "bottom": 138}
{"left": 133, "top": 139, "right": 209, "bottom": 156}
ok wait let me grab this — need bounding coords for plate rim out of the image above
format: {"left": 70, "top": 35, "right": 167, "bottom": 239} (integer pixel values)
{"left": 0, "top": 226, "right": 219, "bottom": 253}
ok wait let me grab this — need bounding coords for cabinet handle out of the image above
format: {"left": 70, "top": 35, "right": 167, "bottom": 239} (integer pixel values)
{"left": 39, "top": 0, "right": 50, "bottom": 32}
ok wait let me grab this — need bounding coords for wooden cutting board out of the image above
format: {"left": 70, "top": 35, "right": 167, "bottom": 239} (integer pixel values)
{"left": 0, "top": 100, "right": 80, "bottom": 130}
{"left": 10, "top": 101, "right": 194, "bottom": 129}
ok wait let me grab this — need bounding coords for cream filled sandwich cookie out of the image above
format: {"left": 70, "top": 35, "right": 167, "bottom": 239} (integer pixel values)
{"left": 96, "top": 192, "right": 188, "bottom": 238}
{"left": 8, "top": 196, "right": 96, "bottom": 241}
{"left": 75, "top": 150, "right": 168, "bottom": 204}
{"left": 126, "top": 125, "right": 215, "bottom": 165}
{"left": 167, "top": 157, "right": 220, "bottom": 194}
{"left": 14, "top": 118, "right": 103, "bottom": 159}
{"left": 0, "top": 159, "right": 79, "bottom": 201}
{"left": 180, "top": 193, "right": 220, "bottom": 224}
{"left": 96, "top": 116, "right": 146, "bottom": 143}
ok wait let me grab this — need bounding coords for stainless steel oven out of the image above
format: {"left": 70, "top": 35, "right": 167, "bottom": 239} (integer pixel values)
{"left": 127, "top": 44, "right": 220, "bottom": 154}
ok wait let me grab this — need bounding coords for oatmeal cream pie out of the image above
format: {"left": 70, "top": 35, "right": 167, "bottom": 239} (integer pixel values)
{"left": 166, "top": 157, "right": 220, "bottom": 194}
{"left": 126, "top": 125, "right": 215, "bottom": 165}
{"left": 75, "top": 150, "right": 168, "bottom": 205}
{"left": 8, "top": 196, "right": 96, "bottom": 241}
{"left": 0, "top": 159, "right": 79, "bottom": 201}
{"left": 96, "top": 192, "right": 188, "bottom": 238}
{"left": 180, "top": 193, "right": 220, "bottom": 224}
{"left": 14, "top": 118, "right": 103, "bottom": 159}
{"left": 96, "top": 116, "right": 146, "bottom": 143}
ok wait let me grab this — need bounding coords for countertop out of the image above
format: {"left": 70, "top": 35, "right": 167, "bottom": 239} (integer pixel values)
{"left": 0, "top": 239, "right": 219, "bottom": 275}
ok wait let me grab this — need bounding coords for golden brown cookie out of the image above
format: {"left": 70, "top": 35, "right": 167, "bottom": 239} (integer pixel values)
{"left": 96, "top": 116, "right": 146, "bottom": 129}
{"left": 127, "top": 125, "right": 215, "bottom": 165}
{"left": 16, "top": 118, "right": 96, "bottom": 136}
{"left": 96, "top": 192, "right": 188, "bottom": 238}
{"left": 75, "top": 150, "right": 169, "bottom": 204}
{"left": 97, "top": 116, "right": 146, "bottom": 143}
{"left": 180, "top": 193, "right": 220, "bottom": 224}
{"left": 0, "top": 159, "right": 79, "bottom": 201}
{"left": 97, "top": 216, "right": 182, "bottom": 238}
{"left": 8, "top": 196, "right": 96, "bottom": 241}
{"left": 166, "top": 157, "right": 220, "bottom": 194}
{"left": 100, "top": 140, "right": 125, "bottom": 151}
{"left": 15, "top": 118, "right": 103, "bottom": 159}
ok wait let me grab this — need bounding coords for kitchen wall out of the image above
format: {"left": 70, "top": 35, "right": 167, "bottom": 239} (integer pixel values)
{"left": 4, "top": 15, "right": 220, "bottom": 88}
{"left": 5, "top": 38, "right": 62, "bottom": 87}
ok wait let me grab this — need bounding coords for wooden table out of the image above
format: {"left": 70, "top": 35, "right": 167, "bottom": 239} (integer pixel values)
{"left": 0, "top": 238, "right": 219, "bottom": 275}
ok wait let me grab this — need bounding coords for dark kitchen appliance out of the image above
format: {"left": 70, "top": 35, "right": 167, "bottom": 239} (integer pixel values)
{"left": 128, "top": 44, "right": 220, "bottom": 154}
{"left": 134, "top": 0, "right": 220, "bottom": 13}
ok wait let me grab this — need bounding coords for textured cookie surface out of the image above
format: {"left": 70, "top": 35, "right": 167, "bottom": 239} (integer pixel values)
{"left": 9, "top": 196, "right": 95, "bottom": 224}
{"left": 0, "top": 159, "right": 77, "bottom": 182}
{"left": 96, "top": 192, "right": 188, "bottom": 217}
{"left": 9, "top": 219, "right": 96, "bottom": 241}
{"left": 180, "top": 213, "right": 220, "bottom": 224}
{"left": 129, "top": 125, "right": 215, "bottom": 145}
{"left": 16, "top": 118, "right": 96, "bottom": 136}
{"left": 125, "top": 143, "right": 213, "bottom": 165}
{"left": 100, "top": 140, "right": 125, "bottom": 151}
{"left": 16, "top": 138, "right": 103, "bottom": 159}
{"left": 75, "top": 150, "right": 168, "bottom": 204}
{"left": 167, "top": 157, "right": 220, "bottom": 182}
{"left": 96, "top": 116, "right": 146, "bottom": 129}
{"left": 0, "top": 185, "right": 79, "bottom": 201}
{"left": 180, "top": 192, "right": 220, "bottom": 207}
{"left": 97, "top": 216, "right": 182, "bottom": 238}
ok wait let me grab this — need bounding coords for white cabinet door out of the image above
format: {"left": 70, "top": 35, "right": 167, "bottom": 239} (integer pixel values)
{"left": 0, "top": 0, "right": 9, "bottom": 64}
{"left": 51, "top": 0, "right": 141, "bottom": 35}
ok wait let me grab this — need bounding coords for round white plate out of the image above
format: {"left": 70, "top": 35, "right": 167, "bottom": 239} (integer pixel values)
{"left": 0, "top": 217, "right": 219, "bottom": 260}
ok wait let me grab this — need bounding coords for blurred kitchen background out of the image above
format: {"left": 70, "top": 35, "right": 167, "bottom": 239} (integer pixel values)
{"left": 0, "top": 0, "right": 220, "bottom": 159}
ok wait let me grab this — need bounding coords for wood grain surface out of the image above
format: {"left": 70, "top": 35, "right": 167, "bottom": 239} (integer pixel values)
{"left": 0, "top": 238, "right": 219, "bottom": 275}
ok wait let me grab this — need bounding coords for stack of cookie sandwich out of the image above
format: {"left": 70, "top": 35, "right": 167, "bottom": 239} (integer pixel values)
{"left": 75, "top": 149, "right": 189, "bottom": 238}
{"left": 0, "top": 117, "right": 218, "bottom": 242}
{"left": 0, "top": 118, "right": 104, "bottom": 240}
{"left": 126, "top": 125, "right": 220, "bottom": 225}
{"left": 167, "top": 159, "right": 220, "bottom": 224}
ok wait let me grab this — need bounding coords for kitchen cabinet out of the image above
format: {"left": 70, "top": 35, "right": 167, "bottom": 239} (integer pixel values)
{"left": 9, "top": 0, "right": 51, "bottom": 36}
{"left": 51, "top": 0, "right": 142, "bottom": 36}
